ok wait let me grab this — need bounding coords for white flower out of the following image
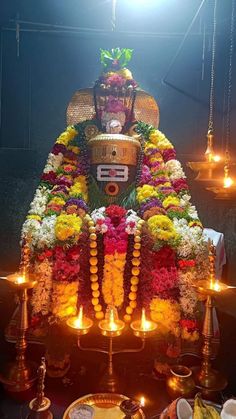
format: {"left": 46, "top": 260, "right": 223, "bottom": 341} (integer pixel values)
{"left": 125, "top": 209, "right": 140, "bottom": 234}
{"left": 31, "top": 259, "right": 53, "bottom": 315}
{"left": 179, "top": 193, "right": 191, "bottom": 207}
{"left": 188, "top": 205, "right": 198, "bottom": 219}
{"left": 21, "top": 219, "right": 41, "bottom": 247}
{"left": 173, "top": 218, "right": 204, "bottom": 258}
{"left": 165, "top": 159, "right": 186, "bottom": 180}
{"left": 37, "top": 215, "right": 57, "bottom": 249}
{"left": 91, "top": 207, "right": 106, "bottom": 223}
{"left": 43, "top": 152, "right": 63, "bottom": 173}
{"left": 28, "top": 186, "right": 49, "bottom": 216}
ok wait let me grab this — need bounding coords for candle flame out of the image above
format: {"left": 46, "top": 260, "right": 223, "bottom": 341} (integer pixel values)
{"left": 140, "top": 396, "right": 145, "bottom": 407}
{"left": 141, "top": 308, "right": 151, "bottom": 331}
{"left": 74, "top": 306, "right": 84, "bottom": 328}
{"left": 109, "top": 308, "right": 118, "bottom": 331}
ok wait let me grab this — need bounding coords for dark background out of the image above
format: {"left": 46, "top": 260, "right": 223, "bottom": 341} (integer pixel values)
{"left": 0, "top": 0, "right": 236, "bottom": 280}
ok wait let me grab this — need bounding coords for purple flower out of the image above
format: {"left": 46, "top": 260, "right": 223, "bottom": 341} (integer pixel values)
{"left": 139, "top": 198, "right": 162, "bottom": 216}
{"left": 149, "top": 177, "right": 169, "bottom": 186}
{"left": 51, "top": 143, "right": 66, "bottom": 155}
{"left": 139, "top": 165, "right": 152, "bottom": 185}
{"left": 162, "top": 148, "right": 176, "bottom": 162}
{"left": 65, "top": 198, "right": 88, "bottom": 211}
{"left": 55, "top": 176, "right": 73, "bottom": 187}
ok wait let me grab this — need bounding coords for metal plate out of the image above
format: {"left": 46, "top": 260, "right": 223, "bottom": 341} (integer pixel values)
{"left": 63, "top": 393, "right": 145, "bottom": 419}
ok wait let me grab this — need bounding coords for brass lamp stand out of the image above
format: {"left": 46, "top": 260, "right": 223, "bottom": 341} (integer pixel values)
{"left": 0, "top": 271, "right": 37, "bottom": 392}
{"left": 193, "top": 243, "right": 230, "bottom": 395}
{"left": 67, "top": 305, "right": 157, "bottom": 393}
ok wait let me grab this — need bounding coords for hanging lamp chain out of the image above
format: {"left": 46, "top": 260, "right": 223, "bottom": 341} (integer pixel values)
{"left": 225, "top": 0, "right": 235, "bottom": 155}
{"left": 208, "top": 0, "right": 217, "bottom": 133}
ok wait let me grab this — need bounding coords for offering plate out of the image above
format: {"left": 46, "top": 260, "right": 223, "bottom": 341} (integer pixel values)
{"left": 63, "top": 393, "right": 145, "bottom": 419}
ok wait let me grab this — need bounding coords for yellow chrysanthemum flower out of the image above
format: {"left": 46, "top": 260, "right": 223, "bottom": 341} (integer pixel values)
{"left": 66, "top": 125, "right": 78, "bottom": 140}
{"left": 136, "top": 185, "right": 158, "bottom": 203}
{"left": 51, "top": 281, "right": 79, "bottom": 318}
{"left": 56, "top": 126, "right": 78, "bottom": 146}
{"left": 150, "top": 297, "right": 181, "bottom": 336}
{"left": 189, "top": 220, "right": 203, "bottom": 229}
{"left": 147, "top": 214, "right": 178, "bottom": 241}
{"left": 55, "top": 213, "right": 82, "bottom": 241}
{"left": 27, "top": 215, "right": 41, "bottom": 221}
{"left": 49, "top": 197, "right": 66, "bottom": 206}
{"left": 162, "top": 196, "right": 180, "bottom": 209}
{"left": 68, "top": 145, "right": 80, "bottom": 155}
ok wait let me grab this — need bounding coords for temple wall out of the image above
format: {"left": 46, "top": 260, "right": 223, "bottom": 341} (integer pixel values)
{"left": 0, "top": 9, "right": 236, "bottom": 281}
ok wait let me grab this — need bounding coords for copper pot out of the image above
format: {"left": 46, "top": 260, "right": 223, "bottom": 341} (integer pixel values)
{"left": 166, "top": 365, "right": 195, "bottom": 400}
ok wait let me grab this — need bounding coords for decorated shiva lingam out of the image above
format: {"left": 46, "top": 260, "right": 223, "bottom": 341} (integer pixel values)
{"left": 67, "top": 305, "right": 157, "bottom": 393}
{"left": 192, "top": 241, "right": 233, "bottom": 395}
{"left": 0, "top": 241, "right": 38, "bottom": 392}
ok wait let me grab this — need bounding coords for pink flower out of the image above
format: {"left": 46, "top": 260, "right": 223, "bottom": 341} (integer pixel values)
{"left": 104, "top": 96, "right": 126, "bottom": 113}
{"left": 106, "top": 74, "right": 126, "bottom": 87}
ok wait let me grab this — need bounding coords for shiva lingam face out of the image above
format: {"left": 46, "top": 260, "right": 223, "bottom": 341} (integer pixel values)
{"left": 88, "top": 133, "right": 141, "bottom": 198}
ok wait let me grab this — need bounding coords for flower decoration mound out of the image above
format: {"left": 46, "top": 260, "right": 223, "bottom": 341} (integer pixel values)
{"left": 20, "top": 114, "right": 208, "bottom": 350}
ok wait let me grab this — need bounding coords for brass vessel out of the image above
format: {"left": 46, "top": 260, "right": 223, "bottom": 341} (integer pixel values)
{"left": 166, "top": 365, "right": 195, "bottom": 400}
{"left": 88, "top": 133, "right": 141, "bottom": 165}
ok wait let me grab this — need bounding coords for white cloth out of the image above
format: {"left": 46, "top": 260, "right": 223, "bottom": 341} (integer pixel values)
{"left": 203, "top": 228, "right": 226, "bottom": 280}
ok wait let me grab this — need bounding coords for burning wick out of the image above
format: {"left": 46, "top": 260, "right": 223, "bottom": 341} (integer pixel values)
{"left": 108, "top": 309, "right": 118, "bottom": 331}
{"left": 210, "top": 280, "right": 221, "bottom": 292}
{"left": 74, "top": 306, "right": 84, "bottom": 328}
{"left": 141, "top": 308, "right": 151, "bottom": 331}
{"left": 140, "top": 396, "right": 145, "bottom": 407}
{"left": 213, "top": 155, "right": 221, "bottom": 162}
{"left": 224, "top": 176, "right": 234, "bottom": 188}
{"left": 15, "top": 275, "right": 26, "bottom": 285}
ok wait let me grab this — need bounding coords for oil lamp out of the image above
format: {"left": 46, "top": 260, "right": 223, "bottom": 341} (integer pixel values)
{"left": 98, "top": 306, "right": 125, "bottom": 338}
{"left": 187, "top": 0, "right": 223, "bottom": 183}
{"left": 67, "top": 306, "right": 93, "bottom": 336}
{"left": 0, "top": 268, "right": 37, "bottom": 392}
{"left": 192, "top": 242, "right": 231, "bottom": 395}
{"left": 131, "top": 308, "right": 157, "bottom": 339}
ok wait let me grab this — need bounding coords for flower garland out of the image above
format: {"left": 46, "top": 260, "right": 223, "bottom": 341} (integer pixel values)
{"left": 89, "top": 205, "right": 142, "bottom": 321}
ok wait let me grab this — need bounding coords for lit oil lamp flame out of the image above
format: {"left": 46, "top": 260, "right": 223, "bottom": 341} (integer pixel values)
{"left": 213, "top": 155, "right": 221, "bottom": 162}
{"left": 141, "top": 308, "right": 152, "bottom": 331}
{"left": 224, "top": 176, "right": 234, "bottom": 188}
{"left": 15, "top": 275, "right": 26, "bottom": 285}
{"left": 74, "top": 306, "right": 84, "bottom": 328}
{"left": 210, "top": 279, "right": 221, "bottom": 292}
{"left": 108, "top": 308, "right": 118, "bottom": 331}
{"left": 140, "top": 396, "right": 145, "bottom": 407}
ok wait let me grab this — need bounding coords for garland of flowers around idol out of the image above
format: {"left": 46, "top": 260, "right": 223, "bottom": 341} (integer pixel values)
{"left": 21, "top": 123, "right": 96, "bottom": 322}
{"left": 89, "top": 205, "right": 143, "bottom": 322}
{"left": 135, "top": 122, "right": 208, "bottom": 344}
